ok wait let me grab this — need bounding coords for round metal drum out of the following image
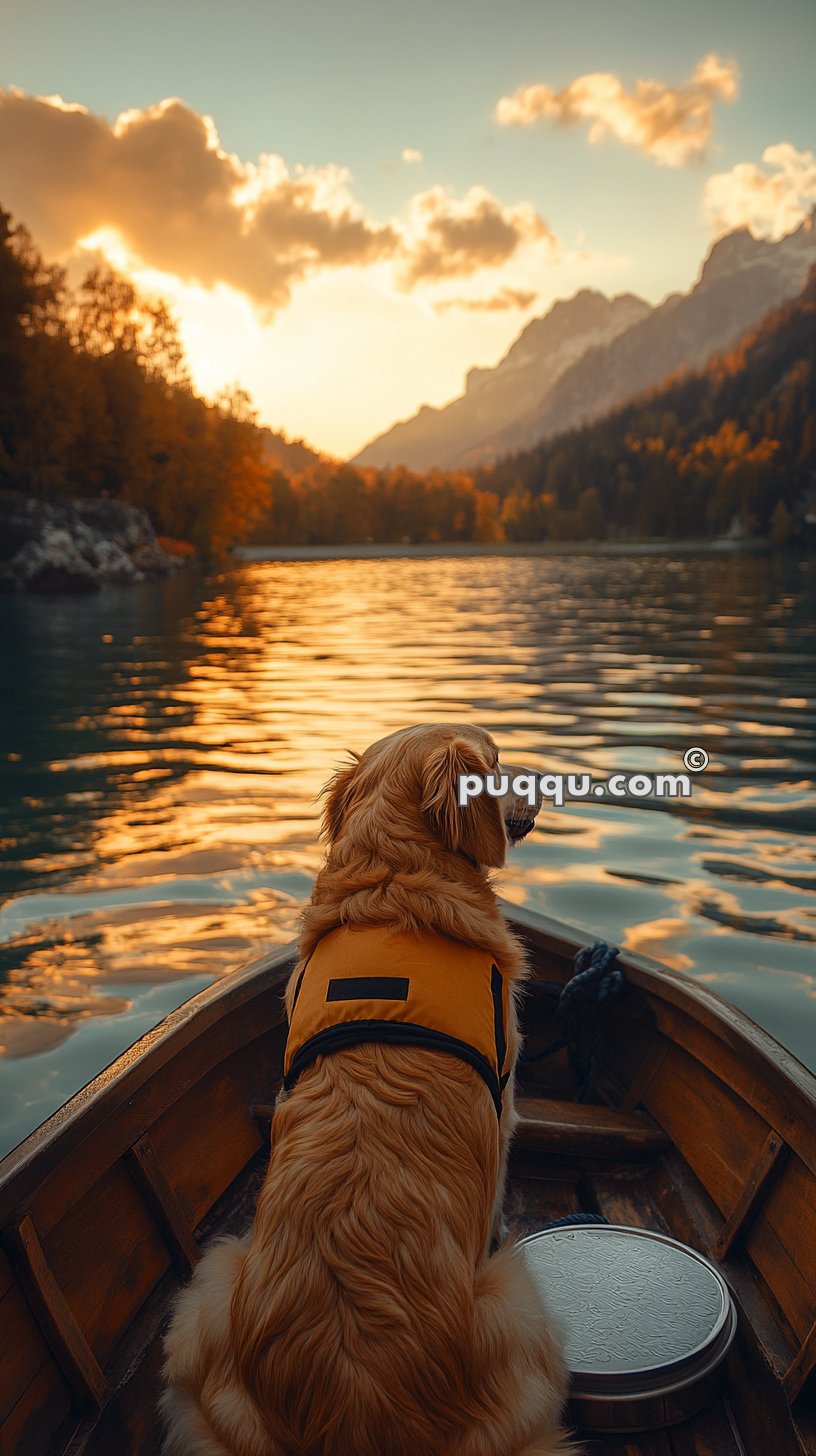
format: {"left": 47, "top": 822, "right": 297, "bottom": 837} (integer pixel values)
{"left": 519, "top": 1223, "right": 737, "bottom": 1432}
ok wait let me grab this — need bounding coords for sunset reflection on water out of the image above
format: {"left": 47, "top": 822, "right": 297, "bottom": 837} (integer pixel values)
{"left": 1, "top": 549, "right": 815, "bottom": 1154}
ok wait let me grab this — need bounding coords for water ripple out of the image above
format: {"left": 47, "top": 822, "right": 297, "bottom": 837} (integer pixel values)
{"left": 0, "top": 549, "right": 814, "bottom": 1156}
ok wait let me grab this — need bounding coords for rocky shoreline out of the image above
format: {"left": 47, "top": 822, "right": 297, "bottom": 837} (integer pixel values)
{"left": 0, "top": 491, "right": 191, "bottom": 593}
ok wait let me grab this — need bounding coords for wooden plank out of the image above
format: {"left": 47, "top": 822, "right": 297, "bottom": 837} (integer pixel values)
{"left": 514, "top": 1097, "right": 669, "bottom": 1161}
{"left": 652, "top": 1002, "right": 816, "bottom": 1180}
{"left": 3, "top": 1214, "right": 109, "bottom": 1410}
{"left": 579, "top": 1429, "right": 673, "bottom": 1454}
{"left": 0, "top": 1251, "right": 13, "bottom": 1304}
{"left": 0, "top": 1359, "right": 72, "bottom": 1456}
{"left": 721, "top": 1400, "right": 751, "bottom": 1456}
{"left": 27, "top": 1024, "right": 283, "bottom": 1244}
{"left": 148, "top": 1053, "right": 265, "bottom": 1232}
{"left": 784, "top": 1318, "right": 816, "bottom": 1405}
{"left": 668, "top": 1397, "right": 746, "bottom": 1454}
{"left": 723, "top": 1332, "right": 809, "bottom": 1456}
{"left": 125, "top": 1135, "right": 199, "bottom": 1276}
{"left": 621, "top": 1038, "right": 670, "bottom": 1111}
{"left": 504, "top": 1174, "right": 584, "bottom": 1238}
{"left": 715, "top": 1130, "right": 788, "bottom": 1259}
{"left": 588, "top": 1174, "right": 671, "bottom": 1234}
{"left": 0, "top": 1044, "right": 277, "bottom": 1449}
{"left": 640, "top": 1044, "right": 769, "bottom": 1216}
{"left": 0, "top": 1276, "right": 61, "bottom": 1426}
{"left": 646, "top": 1152, "right": 805, "bottom": 1456}
{"left": 70, "top": 1162, "right": 268, "bottom": 1456}
{"left": 0, "top": 945, "right": 294, "bottom": 1231}
{"left": 69, "top": 1326, "right": 168, "bottom": 1456}
{"left": 607, "top": 996, "right": 816, "bottom": 1183}
{"left": 744, "top": 1152, "right": 816, "bottom": 1344}
{"left": 42, "top": 1158, "right": 171, "bottom": 1369}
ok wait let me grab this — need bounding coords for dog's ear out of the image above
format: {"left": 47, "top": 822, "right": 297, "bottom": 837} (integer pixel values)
{"left": 321, "top": 752, "right": 361, "bottom": 843}
{"left": 421, "top": 736, "right": 506, "bottom": 868}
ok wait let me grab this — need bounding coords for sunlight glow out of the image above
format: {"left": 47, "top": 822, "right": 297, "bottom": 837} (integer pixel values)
{"left": 71, "top": 228, "right": 636, "bottom": 457}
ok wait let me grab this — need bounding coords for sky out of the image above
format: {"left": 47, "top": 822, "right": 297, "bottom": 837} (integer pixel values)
{"left": 1, "top": 0, "right": 815, "bottom": 458}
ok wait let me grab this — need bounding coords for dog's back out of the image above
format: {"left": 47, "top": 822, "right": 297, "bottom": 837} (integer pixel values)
{"left": 163, "top": 1045, "right": 567, "bottom": 1456}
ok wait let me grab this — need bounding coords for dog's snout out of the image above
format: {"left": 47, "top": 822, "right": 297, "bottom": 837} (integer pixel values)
{"left": 506, "top": 818, "right": 536, "bottom": 842}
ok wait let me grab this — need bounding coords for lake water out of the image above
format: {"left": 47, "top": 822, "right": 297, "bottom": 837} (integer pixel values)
{"left": 1, "top": 548, "right": 815, "bottom": 1158}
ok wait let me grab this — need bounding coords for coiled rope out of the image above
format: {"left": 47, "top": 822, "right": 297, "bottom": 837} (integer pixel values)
{"left": 522, "top": 940, "right": 627, "bottom": 1102}
{"left": 539, "top": 1211, "right": 610, "bottom": 1230}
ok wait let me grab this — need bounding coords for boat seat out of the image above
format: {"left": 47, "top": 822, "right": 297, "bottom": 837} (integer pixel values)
{"left": 257, "top": 1096, "right": 669, "bottom": 1161}
{"left": 513, "top": 1096, "right": 669, "bottom": 1161}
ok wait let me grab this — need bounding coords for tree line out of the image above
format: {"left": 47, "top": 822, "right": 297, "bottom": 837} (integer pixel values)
{"left": 252, "top": 266, "right": 816, "bottom": 546}
{"left": 478, "top": 269, "right": 816, "bottom": 545}
{"left": 0, "top": 206, "right": 269, "bottom": 553}
{"left": 3, "top": 202, "right": 814, "bottom": 550}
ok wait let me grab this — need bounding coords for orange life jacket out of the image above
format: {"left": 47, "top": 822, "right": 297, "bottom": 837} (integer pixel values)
{"left": 283, "top": 925, "right": 510, "bottom": 1118}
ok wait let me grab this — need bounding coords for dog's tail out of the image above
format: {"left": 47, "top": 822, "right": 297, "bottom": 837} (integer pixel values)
{"left": 469, "top": 1236, "right": 578, "bottom": 1456}
{"left": 516, "top": 1438, "right": 583, "bottom": 1456}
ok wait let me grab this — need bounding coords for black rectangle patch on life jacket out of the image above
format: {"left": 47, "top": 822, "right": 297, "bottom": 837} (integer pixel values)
{"left": 326, "top": 976, "right": 410, "bottom": 1002}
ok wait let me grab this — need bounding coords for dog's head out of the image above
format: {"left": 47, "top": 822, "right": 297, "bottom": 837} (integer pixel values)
{"left": 499, "top": 763, "right": 545, "bottom": 846}
{"left": 322, "top": 725, "right": 540, "bottom": 870}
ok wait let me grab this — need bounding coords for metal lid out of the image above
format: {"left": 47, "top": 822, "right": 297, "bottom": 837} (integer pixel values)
{"left": 519, "top": 1224, "right": 737, "bottom": 1431}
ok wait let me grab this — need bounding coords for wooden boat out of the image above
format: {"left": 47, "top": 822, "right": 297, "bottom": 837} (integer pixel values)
{"left": 1, "top": 901, "right": 814, "bottom": 1456}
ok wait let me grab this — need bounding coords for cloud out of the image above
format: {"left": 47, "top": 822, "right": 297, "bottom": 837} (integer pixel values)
{"left": 0, "top": 89, "right": 555, "bottom": 313}
{"left": 703, "top": 143, "right": 816, "bottom": 239}
{"left": 399, "top": 185, "right": 555, "bottom": 287}
{"left": 495, "top": 53, "right": 739, "bottom": 167}
{"left": 0, "top": 89, "right": 399, "bottom": 313}
{"left": 0, "top": 87, "right": 402, "bottom": 310}
{"left": 433, "top": 286, "right": 538, "bottom": 313}
{"left": 402, "top": 147, "right": 423, "bottom": 164}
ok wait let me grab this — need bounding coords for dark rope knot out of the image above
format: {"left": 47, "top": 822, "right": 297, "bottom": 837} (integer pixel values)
{"left": 522, "top": 939, "right": 625, "bottom": 1101}
{"left": 560, "top": 941, "right": 624, "bottom": 1100}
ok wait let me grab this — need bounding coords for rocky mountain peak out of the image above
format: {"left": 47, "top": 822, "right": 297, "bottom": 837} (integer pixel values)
{"left": 353, "top": 213, "right": 816, "bottom": 472}
{"left": 699, "top": 227, "right": 762, "bottom": 285}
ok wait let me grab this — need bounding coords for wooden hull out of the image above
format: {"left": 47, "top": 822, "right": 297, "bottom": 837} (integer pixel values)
{"left": 0, "top": 902, "right": 814, "bottom": 1455}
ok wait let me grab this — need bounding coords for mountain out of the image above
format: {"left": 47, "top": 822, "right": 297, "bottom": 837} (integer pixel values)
{"left": 353, "top": 211, "right": 816, "bottom": 472}
{"left": 230, "top": 268, "right": 816, "bottom": 547}
{"left": 475, "top": 210, "right": 816, "bottom": 465}
{"left": 484, "top": 262, "right": 816, "bottom": 543}
{"left": 352, "top": 290, "right": 650, "bottom": 470}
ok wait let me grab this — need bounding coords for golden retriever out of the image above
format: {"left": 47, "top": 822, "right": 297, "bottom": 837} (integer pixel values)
{"left": 162, "top": 724, "right": 572, "bottom": 1456}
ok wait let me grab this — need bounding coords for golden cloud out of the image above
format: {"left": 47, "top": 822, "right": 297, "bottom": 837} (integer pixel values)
{"left": 0, "top": 89, "right": 554, "bottom": 313}
{"left": 399, "top": 185, "right": 555, "bottom": 287}
{"left": 433, "top": 286, "right": 538, "bottom": 313}
{"left": 703, "top": 143, "right": 816, "bottom": 239}
{"left": 495, "top": 53, "right": 739, "bottom": 167}
{"left": 0, "top": 90, "right": 398, "bottom": 311}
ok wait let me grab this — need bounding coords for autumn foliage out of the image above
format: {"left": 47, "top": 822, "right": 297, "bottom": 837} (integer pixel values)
{"left": 249, "top": 463, "right": 504, "bottom": 546}
{"left": 0, "top": 206, "right": 270, "bottom": 554}
{"left": 2, "top": 202, "right": 814, "bottom": 550}
{"left": 251, "top": 269, "right": 816, "bottom": 547}
{"left": 481, "top": 274, "right": 816, "bottom": 543}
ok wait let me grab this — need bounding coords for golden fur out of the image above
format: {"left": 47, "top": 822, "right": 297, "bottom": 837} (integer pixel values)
{"left": 162, "top": 724, "right": 574, "bottom": 1456}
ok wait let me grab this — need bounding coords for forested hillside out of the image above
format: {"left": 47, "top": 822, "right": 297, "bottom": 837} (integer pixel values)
{"left": 0, "top": 207, "right": 282, "bottom": 553}
{"left": 254, "top": 270, "right": 816, "bottom": 546}
{"left": 3, "top": 202, "right": 813, "bottom": 551}
{"left": 479, "top": 268, "right": 816, "bottom": 543}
